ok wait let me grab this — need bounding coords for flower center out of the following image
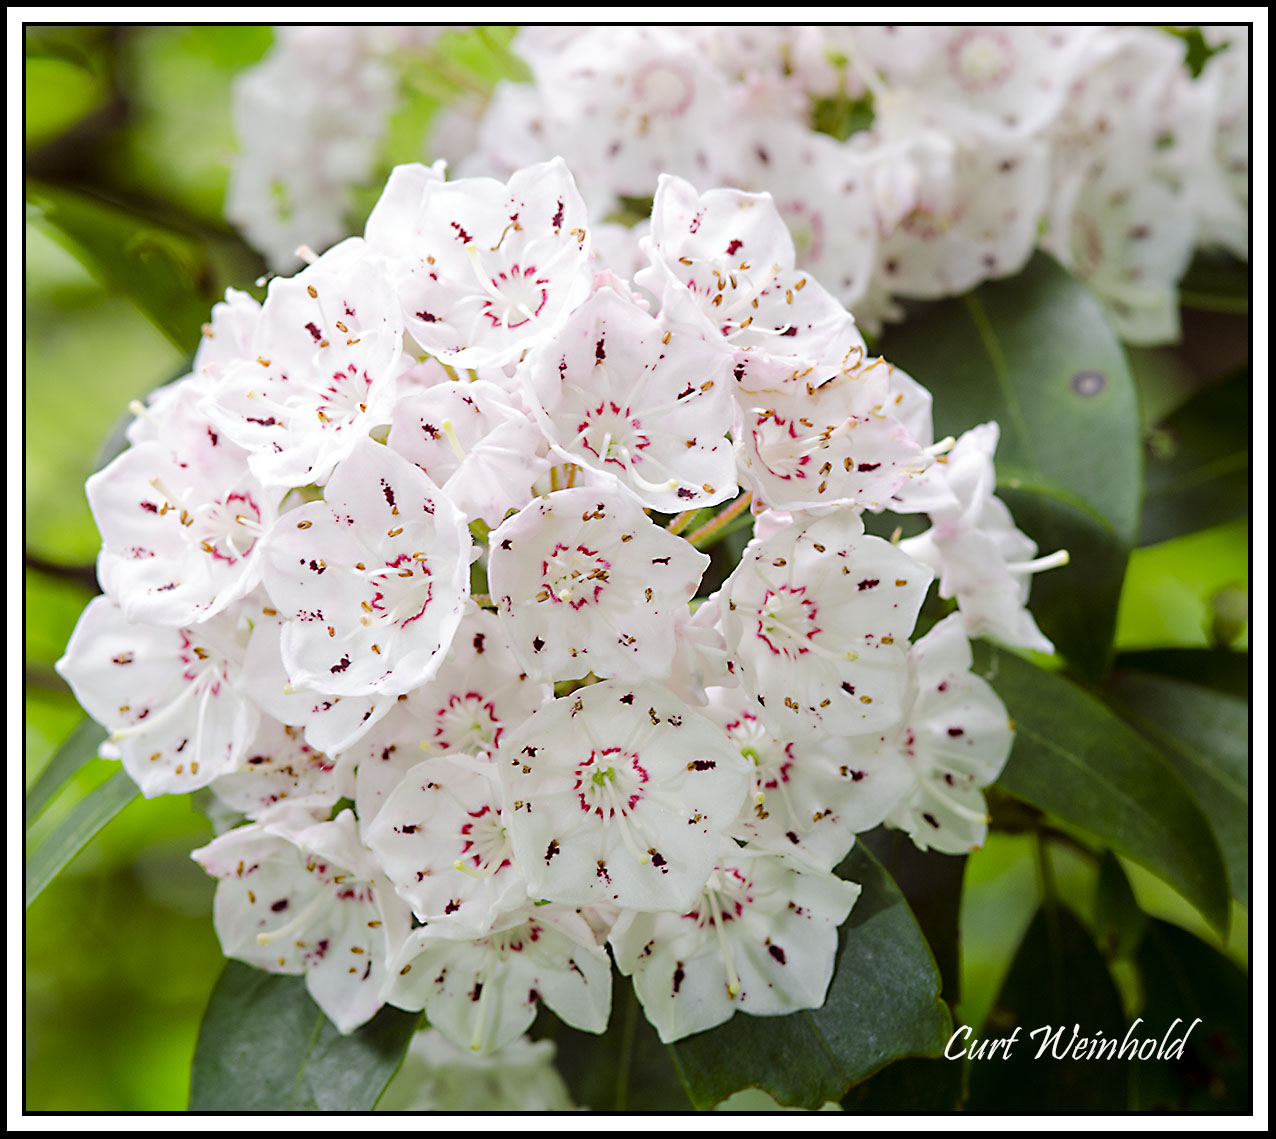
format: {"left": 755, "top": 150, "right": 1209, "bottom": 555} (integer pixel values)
{"left": 950, "top": 30, "right": 1014, "bottom": 92}
{"left": 456, "top": 804, "right": 512, "bottom": 877}
{"left": 360, "top": 554, "right": 434, "bottom": 628}
{"left": 756, "top": 585, "right": 821, "bottom": 657}
{"left": 540, "top": 542, "right": 611, "bottom": 608}
{"left": 434, "top": 692, "right": 500, "bottom": 753}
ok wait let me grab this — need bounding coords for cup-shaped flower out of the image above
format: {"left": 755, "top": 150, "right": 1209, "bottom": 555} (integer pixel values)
{"left": 880, "top": 614, "right": 1014, "bottom": 853}
{"left": 900, "top": 422, "right": 1060, "bottom": 654}
{"left": 89, "top": 403, "right": 277, "bottom": 629}
{"left": 192, "top": 807, "right": 412, "bottom": 1034}
{"left": 495, "top": 680, "right": 750, "bottom": 912}
{"left": 387, "top": 379, "right": 550, "bottom": 527}
{"left": 386, "top": 903, "right": 612, "bottom": 1055}
{"left": 365, "top": 754, "right": 529, "bottom": 933}
{"left": 206, "top": 238, "right": 409, "bottom": 491}
{"left": 259, "top": 436, "right": 471, "bottom": 696}
{"left": 56, "top": 597, "right": 258, "bottom": 797}
{"left": 488, "top": 487, "right": 709, "bottom": 682}
{"left": 609, "top": 845, "right": 859, "bottom": 1043}
{"left": 720, "top": 512, "right": 933, "bottom": 738}
{"left": 706, "top": 688, "right": 913, "bottom": 873}
{"left": 376, "top": 158, "right": 592, "bottom": 369}
{"left": 521, "top": 286, "right": 737, "bottom": 511}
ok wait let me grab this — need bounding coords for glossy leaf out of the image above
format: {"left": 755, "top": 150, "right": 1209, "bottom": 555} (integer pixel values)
{"left": 1113, "top": 648, "right": 1250, "bottom": 700}
{"left": 533, "top": 980, "right": 691, "bottom": 1111}
{"left": 25, "top": 716, "right": 108, "bottom": 828}
{"left": 1178, "top": 249, "right": 1250, "bottom": 314}
{"left": 966, "top": 903, "right": 1128, "bottom": 1111}
{"left": 25, "top": 769, "right": 138, "bottom": 905}
{"left": 668, "top": 844, "right": 951, "bottom": 1110}
{"left": 1093, "top": 851, "right": 1148, "bottom": 963}
{"left": 841, "top": 1053, "right": 965, "bottom": 1112}
{"left": 976, "top": 643, "right": 1230, "bottom": 936}
{"left": 1140, "top": 369, "right": 1249, "bottom": 546}
{"left": 882, "top": 252, "right": 1140, "bottom": 678}
{"left": 1129, "top": 919, "right": 1252, "bottom": 1111}
{"left": 997, "top": 479, "right": 1128, "bottom": 680}
{"left": 1103, "top": 669, "right": 1249, "bottom": 905}
{"left": 189, "top": 961, "right": 419, "bottom": 1111}
{"left": 857, "top": 826, "right": 965, "bottom": 1002}
{"left": 26, "top": 181, "right": 214, "bottom": 352}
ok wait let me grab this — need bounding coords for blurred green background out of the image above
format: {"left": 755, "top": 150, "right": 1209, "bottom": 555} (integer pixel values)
{"left": 24, "top": 24, "right": 1250, "bottom": 1111}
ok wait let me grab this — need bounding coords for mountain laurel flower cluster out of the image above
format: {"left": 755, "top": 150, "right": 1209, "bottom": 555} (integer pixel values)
{"left": 231, "top": 25, "right": 1249, "bottom": 346}
{"left": 59, "top": 158, "right": 1064, "bottom": 1051}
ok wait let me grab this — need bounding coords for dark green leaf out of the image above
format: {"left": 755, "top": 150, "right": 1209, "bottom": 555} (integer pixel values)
{"left": 998, "top": 480, "right": 1128, "bottom": 680}
{"left": 26, "top": 182, "right": 215, "bottom": 352}
{"left": 1129, "top": 919, "right": 1251, "bottom": 1111}
{"left": 669, "top": 844, "right": 951, "bottom": 1110}
{"left": 1113, "top": 648, "right": 1250, "bottom": 700}
{"left": 1093, "top": 852, "right": 1148, "bottom": 962}
{"left": 1103, "top": 670, "right": 1249, "bottom": 905}
{"left": 25, "top": 769, "right": 138, "bottom": 905}
{"left": 966, "top": 903, "right": 1128, "bottom": 1111}
{"left": 532, "top": 979, "right": 691, "bottom": 1111}
{"left": 1178, "top": 248, "right": 1250, "bottom": 313}
{"left": 189, "top": 961, "right": 419, "bottom": 1111}
{"left": 977, "top": 643, "right": 1230, "bottom": 936}
{"left": 1140, "top": 369, "right": 1249, "bottom": 546}
{"left": 25, "top": 716, "right": 108, "bottom": 828}
{"left": 841, "top": 1054, "right": 964, "bottom": 1112}
{"left": 857, "top": 827, "right": 965, "bottom": 1002}
{"left": 881, "top": 252, "right": 1140, "bottom": 678}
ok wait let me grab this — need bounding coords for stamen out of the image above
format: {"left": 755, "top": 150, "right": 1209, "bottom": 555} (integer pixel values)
{"left": 705, "top": 879, "right": 742, "bottom": 997}
{"left": 255, "top": 886, "right": 331, "bottom": 946}
{"left": 1005, "top": 549, "right": 1070, "bottom": 575}
{"left": 440, "top": 418, "right": 468, "bottom": 463}
{"left": 600, "top": 775, "right": 651, "bottom": 865}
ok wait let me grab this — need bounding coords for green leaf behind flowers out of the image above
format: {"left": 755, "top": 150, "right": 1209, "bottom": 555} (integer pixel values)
{"left": 882, "top": 252, "right": 1140, "bottom": 678}
{"left": 976, "top": 644, "right": 1230, "bottom": 936}
{"left": 189, "top": 961, "right": 419, "bottom": 1111}
{"left": 669, "top": 843, "right": 951, "bottom": 1110}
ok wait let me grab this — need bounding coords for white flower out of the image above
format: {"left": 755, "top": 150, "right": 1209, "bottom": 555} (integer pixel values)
{"left": 378, "top": 158, "right": 593, "bottom": 369}
{"left": 364, "top": 754, "right": 528, "bottom": 934}
{"left": 207, "top": 239, "right": 409, "bottom": 491}
{"left": 192, "top": 807, "right": 412, "bottom": 1033}
{"left": 487, "top": 487, "right": 708, "bottom": 683}
{"left": 609, "top": 844, "right": 859, "bottom": 1043}
{"left": 259, "top": 436, "right": 471, "bottom": 696}
{"left": 88, "top": 424, "right": 277, "bottom": 629}
{"left": 56, "top": 597, "right": 258, "bottom": 797}
{"left": 706, "top": 688, "right": 913, "bottom": 873}
{"left": 376, "top": 1029, "right": 575, "bottom": 1112}
{"left": 386, "top": 903, "right": 612, "bottom": 1055}
{"left": 521, "top": 286, "right": 737, "bottom": 511}
{"left": 496, "top": 680, "right": 750, "bottom": 912}
{"left": 387, "top": 379, "right": 551, "bottom": 527}
{"left": 720, "top": 511, "right": 933, "bottom": 738}
{"left": 348, "top": 604, "right": 550, "bottom": 829}
{"left": 880, "top": 614, "right": 1015, "bottom": 854}
{"left": 900, "top": 423, "right": 1064, "bottom": 654}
